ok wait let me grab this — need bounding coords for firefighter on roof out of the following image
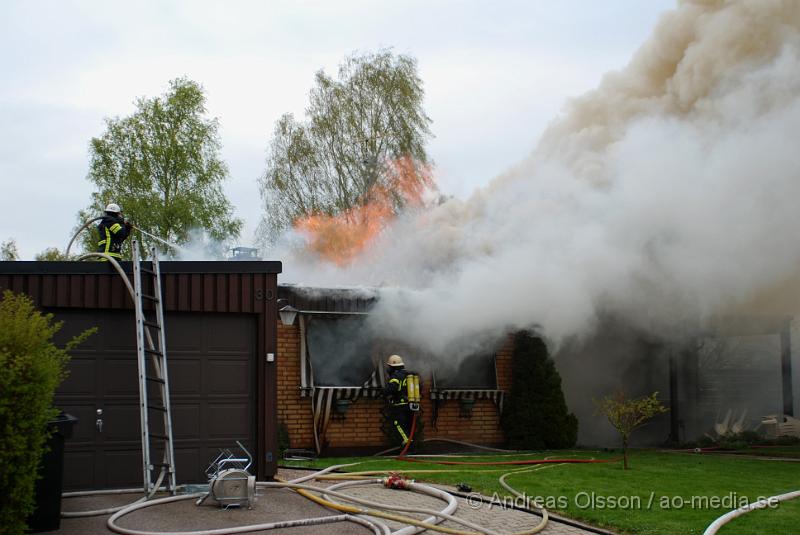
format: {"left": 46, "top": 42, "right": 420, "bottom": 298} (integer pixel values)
{"left": 97, "top": 203, "right": 131, "bottom": 260}
{"left": 383, "top": 354, "right": 421, "bottom": 448}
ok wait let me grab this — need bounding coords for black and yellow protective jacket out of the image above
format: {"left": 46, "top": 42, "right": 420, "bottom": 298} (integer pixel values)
{"left": 384, "top": 367, "right": 410, "bottom": 407}
{"left": 96, "top": 214, "right": 130, "bottom": 259}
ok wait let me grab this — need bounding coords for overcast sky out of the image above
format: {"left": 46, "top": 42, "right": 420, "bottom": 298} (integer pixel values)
{"left": 0, "top": 0, "right": 674, "bottom": 259}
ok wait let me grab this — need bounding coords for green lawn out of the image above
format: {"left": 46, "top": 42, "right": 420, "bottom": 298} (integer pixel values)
{"left": 283, "top": 449, "right": 800, "bottom": 535}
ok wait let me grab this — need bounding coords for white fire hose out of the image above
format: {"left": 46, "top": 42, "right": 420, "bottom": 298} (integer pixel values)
{"left": 103, "top": 469, "right": 486, "bottom": 535}
{"left": 66, "top": 217, "right": 184, "bottom": 259}
{"left": 61, "top": 460, "right": 552, "bottom": 535}
{"left": 702, "top": 489, "right": 800, "bottom": 535}
{"left": 61, "top": 252, "right": 170, "bottom": 518}
{"left": 322, "top": 478, "right": 458, "bottom": 535}
{"left": 58, "top": 254, "right": 548, "bottom": 535}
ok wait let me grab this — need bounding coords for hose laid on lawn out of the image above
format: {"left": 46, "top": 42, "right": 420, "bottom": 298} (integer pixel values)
{"left": 398, "top": 457, "right": 619, "bottom": 466}
{"left": 374, "top": 438, "right": 517, "bottom": 457}
{"left": 701, "top": 489, "right": 800, "bottom": 535}
{"left": 494, "top": 458, "right": 580, "bottom": 535}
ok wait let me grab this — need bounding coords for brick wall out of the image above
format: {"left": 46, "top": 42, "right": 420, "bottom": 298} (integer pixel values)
{"left": 276, "top": 322, "right": 314, "bottom": 448}
{"left": 276, "top": 321, "right": 514, "bottom": 452}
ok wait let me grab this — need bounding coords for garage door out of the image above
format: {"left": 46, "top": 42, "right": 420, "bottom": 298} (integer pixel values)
{"left": 53, "top": 309, "right": 257, "bottom": 490}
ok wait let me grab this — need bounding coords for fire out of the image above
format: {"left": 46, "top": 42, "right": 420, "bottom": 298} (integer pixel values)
{"left": 295, "top": 156, "right": 434, "bottom": 265}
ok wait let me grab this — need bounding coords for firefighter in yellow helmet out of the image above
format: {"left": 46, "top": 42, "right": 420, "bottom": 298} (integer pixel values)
{"left": 383, "top": 354, "right": 414, "bottom": 447}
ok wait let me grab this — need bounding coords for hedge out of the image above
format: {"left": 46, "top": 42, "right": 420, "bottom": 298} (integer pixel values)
{"left": 0, "top": 291, "right": 95, "bottom": 535}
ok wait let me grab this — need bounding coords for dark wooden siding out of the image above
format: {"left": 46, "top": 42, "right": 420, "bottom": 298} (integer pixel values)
{"left": 0, "top": 261, "right": 281, "bottom": 480}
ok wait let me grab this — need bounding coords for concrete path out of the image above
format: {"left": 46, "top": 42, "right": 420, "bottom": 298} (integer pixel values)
{"left": 49, "top": 468, "right": 609, "bottom": 535}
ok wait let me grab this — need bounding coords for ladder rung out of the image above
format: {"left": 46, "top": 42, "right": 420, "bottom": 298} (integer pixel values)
{"left": 134, "top": 246, "right": 175, "bottom": 492}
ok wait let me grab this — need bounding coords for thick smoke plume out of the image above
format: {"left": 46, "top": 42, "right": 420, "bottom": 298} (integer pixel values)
{"left": 280, "top": 0, "right": 800, "bottom": 359}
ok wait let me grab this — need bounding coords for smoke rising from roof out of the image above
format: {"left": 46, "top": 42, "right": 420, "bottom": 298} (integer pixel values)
{"left": 280, "top": 0, "right": 800, "bottom": 357}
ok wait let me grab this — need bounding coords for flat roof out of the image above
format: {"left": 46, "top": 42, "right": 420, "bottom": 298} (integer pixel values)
{"left": 0, "top": 260, "right": 282, "bottom": 275}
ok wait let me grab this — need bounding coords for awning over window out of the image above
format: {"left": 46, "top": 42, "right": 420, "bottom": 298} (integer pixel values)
{"left": 297, "top": 315, "right": 384, "bottom": 453}
{"left": 298, "top": 314, "right": 385, "bottom": 397}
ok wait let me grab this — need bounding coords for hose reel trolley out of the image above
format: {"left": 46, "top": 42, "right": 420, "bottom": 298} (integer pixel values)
{"left": 196, "top": 441, "right": 256, "bottom": 509}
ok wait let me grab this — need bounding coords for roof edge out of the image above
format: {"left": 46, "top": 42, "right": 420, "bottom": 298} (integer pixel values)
{"left": 0, "top": 260, "right": 283, "bottom": 275}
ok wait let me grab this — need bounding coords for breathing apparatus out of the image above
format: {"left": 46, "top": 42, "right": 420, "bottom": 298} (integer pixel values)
{"left": 406, "top": 373, "right": 421, "bottom": 411}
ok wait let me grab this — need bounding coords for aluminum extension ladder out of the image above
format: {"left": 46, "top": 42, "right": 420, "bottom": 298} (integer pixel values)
{"left": 132, "top": 239, "right": 177, "bottom": 495}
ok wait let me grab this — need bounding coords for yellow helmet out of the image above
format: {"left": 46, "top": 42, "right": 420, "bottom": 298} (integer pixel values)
{"left": 386, "top": 354, "right": 405, "bottom": 367}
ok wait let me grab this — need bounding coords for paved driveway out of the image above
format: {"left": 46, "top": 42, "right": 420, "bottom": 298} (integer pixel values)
{"left": 51, "top": 468, "right": 611, "bottom": 535}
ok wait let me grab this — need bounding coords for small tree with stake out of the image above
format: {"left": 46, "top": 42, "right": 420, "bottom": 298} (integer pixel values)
{"left": 595, "top": 390, "right": 669, "bottom": 470}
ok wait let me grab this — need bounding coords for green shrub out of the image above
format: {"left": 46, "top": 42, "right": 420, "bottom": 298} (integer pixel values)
{"left": 277, "top": 421, "right": 290, "bottom": 456}
{"left": 501, "top": 331, "right": 578, "bottom": 449}
{"left": 772, "top": 434, "right": 800, "bottom": 446}
{"left": 0, "top": 291, "right": 95, "bottom": 535}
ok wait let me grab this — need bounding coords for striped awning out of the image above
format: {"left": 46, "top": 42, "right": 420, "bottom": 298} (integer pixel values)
{"left": 430, "top": 388, "right": 505, "bottom": 408}
{"left": 429, "top": 371, "right": 505, "bottom": 428}
{"left": 299, "top": 314, "right": 385, "bottom": 397}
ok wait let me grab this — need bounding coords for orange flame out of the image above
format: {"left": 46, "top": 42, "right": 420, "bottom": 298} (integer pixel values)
{"left": 295, "top": 156, "right": 434, "bottom": 265}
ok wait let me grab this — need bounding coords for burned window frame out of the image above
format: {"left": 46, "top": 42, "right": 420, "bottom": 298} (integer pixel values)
{"left": 300, "top": 312, "right": 383, "bottom": 389}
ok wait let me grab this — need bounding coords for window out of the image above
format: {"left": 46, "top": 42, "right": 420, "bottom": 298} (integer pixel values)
{"left": 306, "top": 316, "right": 376, "bottom": 386}
{"left": 434, "top": 352, "right": 498, "bottom": 389}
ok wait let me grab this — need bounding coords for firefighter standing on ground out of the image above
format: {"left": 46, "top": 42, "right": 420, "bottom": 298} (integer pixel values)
{"left": 384, "top": 354, "right": 415, "bottom": 447}
{"left": 97, "top": 203, "right": 131, "bottom": 260}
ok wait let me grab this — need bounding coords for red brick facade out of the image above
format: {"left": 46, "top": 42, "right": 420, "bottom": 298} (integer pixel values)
{"left": 276, "top": 321, "right": 514, "bottom": 452}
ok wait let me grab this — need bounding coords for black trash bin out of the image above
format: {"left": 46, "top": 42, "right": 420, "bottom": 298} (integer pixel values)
{"left": 27, "top": 412, "right": 78, "bottom": 533}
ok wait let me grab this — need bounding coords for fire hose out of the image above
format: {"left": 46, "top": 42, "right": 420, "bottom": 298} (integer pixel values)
{"left": 62, "top": 456, "right": 572, "bottom": 535}
{"left": 60, "top": 238, "right": 584, "bottom": 535}
{"left": 102, "top": 469, "right": 523, "bottom": 535}
{"left": 374, "top": 438, "right": 516, "bottom": 457}
{"left": 701, "top": 489, "right": 800, "bottom": 535}
{"left": 65, "top": 217, "right": 102, "bottom": 257}
{"left": 60, "top": 253, "right": 173, "bottom": 518}
{"left": 397, "top": 412, "right": 418, "bottom": 457}
{"left": 65, "top": 218, "right": 183, "bottom": 258}
{"left": 397, "top": 457, "right": 618, "bottom": 466}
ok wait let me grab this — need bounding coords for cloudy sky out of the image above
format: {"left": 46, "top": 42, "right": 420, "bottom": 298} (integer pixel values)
{"left": 0, "top": 0, "right": 674, "bottom": 259}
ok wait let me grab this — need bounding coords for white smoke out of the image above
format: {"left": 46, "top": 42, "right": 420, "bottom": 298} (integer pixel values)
{"left": 279, "top": 0, "right": 800, "bottom": 357}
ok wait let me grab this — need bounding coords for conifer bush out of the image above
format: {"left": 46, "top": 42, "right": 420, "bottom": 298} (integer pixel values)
{"left": 501, "top": 331, "right": 578, "bottom": 449}
{"left": 0, "top": 291, "right": 95, "bottom": 534}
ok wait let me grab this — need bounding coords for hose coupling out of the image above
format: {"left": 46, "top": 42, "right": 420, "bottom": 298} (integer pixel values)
{"left": 383, "top": 474, "right": 414, "bottom": 490}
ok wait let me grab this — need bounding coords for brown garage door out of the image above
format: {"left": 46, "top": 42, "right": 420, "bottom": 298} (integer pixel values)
{"left": 53, "top": 309, "right": 257, "bottom": 490}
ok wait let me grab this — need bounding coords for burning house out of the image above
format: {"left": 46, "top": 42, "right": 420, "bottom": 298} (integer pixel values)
{"left": 1, "top": 257, "right": 798, "bottom": 492}
{"left": 275, "top": 285, "right": 511, "bottom": 455}
{"left": 0, "top": 261, "right": 511, "bottom": 490}
{"left": 4, "top": 0, "right": 800, "bottom": 496}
